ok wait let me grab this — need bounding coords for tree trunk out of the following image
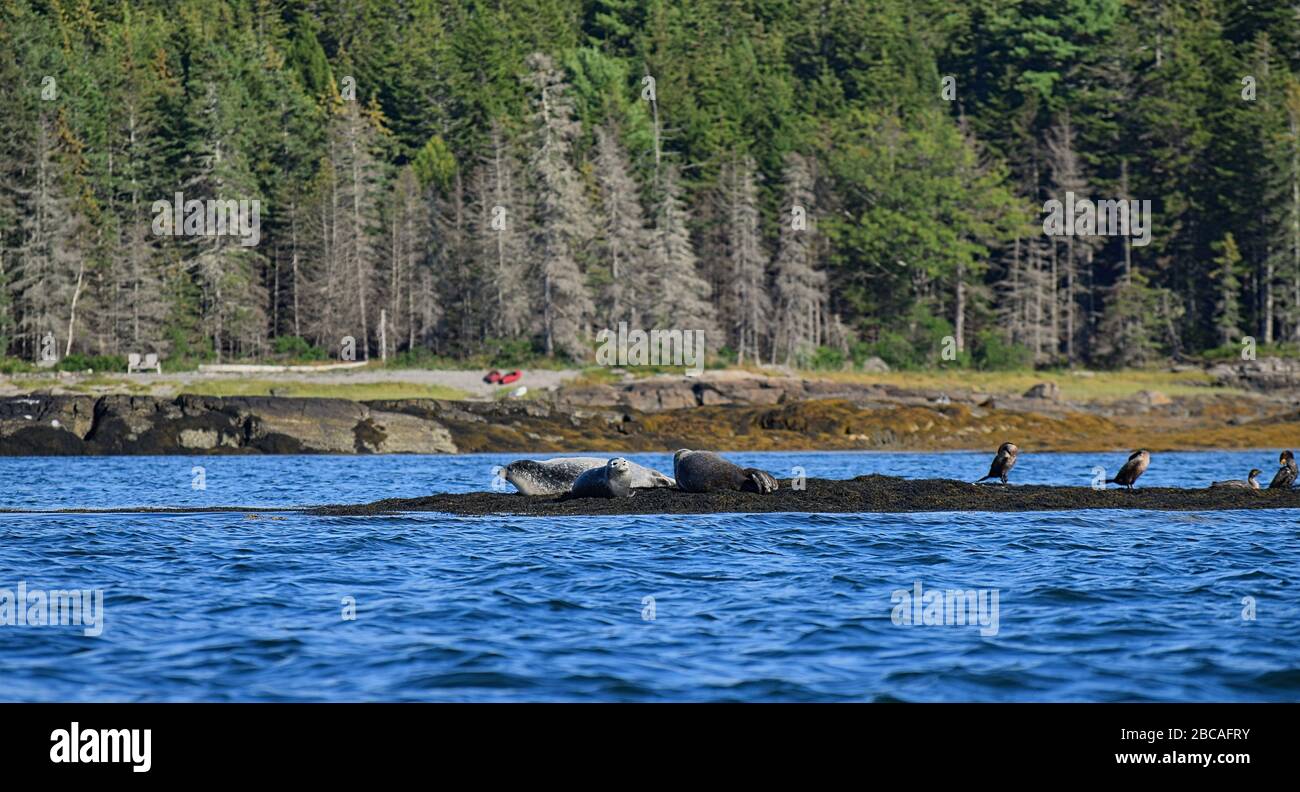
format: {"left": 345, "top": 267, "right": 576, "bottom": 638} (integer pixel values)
{"left": 64, "top": 260, "right": 85, "bottom": 357}
{"left": 350, "top": 130, "right": 370, "bottom": 360}
{"left": 954, "top": 261, "right": 965, "bottom": 353}
{"left": 1066, "top": 235, "right": 1075, "bottom": 364}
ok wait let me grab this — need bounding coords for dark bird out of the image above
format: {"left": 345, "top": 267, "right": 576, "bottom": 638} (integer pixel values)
{"left": 1212, "top": 469, "right": 1262, "bottom": 490}
{"left": 974, "top": 442, "right": 1019, "bottom": 484}
{"left": 1106, "top": 449, "right": 1150, "bottom": 490}
{"left": 1268, "top": 450, "right": 1297, "bottom": 489}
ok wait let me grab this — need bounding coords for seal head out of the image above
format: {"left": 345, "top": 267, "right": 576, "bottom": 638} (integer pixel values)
{"left": 568, "top": 457, "right": 634, "bottom": 499}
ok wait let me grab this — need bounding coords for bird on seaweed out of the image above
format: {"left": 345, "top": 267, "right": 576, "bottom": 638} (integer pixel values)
{"left": 1211, "top": 469, "right": 1261, "bottom": 490}
{"left": 1106, "top": 450, "right": 1150, "bottom": 490}
{"left": 973, "top": 442, "right": 1018, "bottom": 485}
{"left": 1268, "top": 450, "right": 1297, "bottom": 490}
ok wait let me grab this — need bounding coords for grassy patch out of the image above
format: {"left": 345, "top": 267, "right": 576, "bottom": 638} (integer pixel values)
{"left": 5, "top": 377, "right": 61, "bottom": 391}
{"left": 65, "top": 375, "right": 154, "bottom": 394}
{"left": 566, "top": 363, "right": 725, "bottom": 386}
{"left": 555, "top": 364, "right": 1238, "bottom": 402}
{"left": 565, "top": 366, "right": 626, "bottom": 387}
{"left": 177, "top": 379, "right": 471, "bottom": 401}
{"left": 811, "top": 367, "right": 1233, "bottom": 400}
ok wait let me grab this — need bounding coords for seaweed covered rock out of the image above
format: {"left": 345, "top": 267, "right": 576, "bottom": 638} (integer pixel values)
{"left": 309, "top": 475, "right": 1300, "bottom": 517}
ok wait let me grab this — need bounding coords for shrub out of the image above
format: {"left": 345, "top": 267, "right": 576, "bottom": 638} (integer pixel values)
{"left": 56, "top": 353, "right": 128, "bottom": 372}
{"left": 272, "top": 335, "right": 327, "bottom": 361}
{"left": 971, "top": 329, "right": 1033, "bottom": 371}
{"left": 809, "top": 345, "right": 846, "bottom": 370}
{"left": 0, "top": 357, "right": 34, "bottom": 374}
{"left": 486, "top": 337, "right": 540, "bottom": 368}
{"left": 859, "top": 330, "right": 924, "bottom": 369}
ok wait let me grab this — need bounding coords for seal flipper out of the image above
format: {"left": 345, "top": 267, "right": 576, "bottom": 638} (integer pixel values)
{"left": 649, "top": 471, "right": 676, "bottom": 488}
{"left": 742, "top": 469, "right": 778, "bottom": 494}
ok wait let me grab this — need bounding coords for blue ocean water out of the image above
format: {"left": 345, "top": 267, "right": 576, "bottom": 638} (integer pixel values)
{"left": 0, "top": 450, "right": 1297, "bottom": 702}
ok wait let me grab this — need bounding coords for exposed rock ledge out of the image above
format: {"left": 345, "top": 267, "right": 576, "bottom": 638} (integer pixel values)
{"left": 556, "top": 375, "right": 990, "bottom": 412}
{"left": 310, "top": 475, "right": 1300, "bottom": 516}
{"left": 1208, "top": 356, "right": 1300, "bottom": 391}
{"left": 0, "top": 394, "right": 457, "bottom": 455}
{"left": 0, "top": 387, "right": 1293, "bottom": 456}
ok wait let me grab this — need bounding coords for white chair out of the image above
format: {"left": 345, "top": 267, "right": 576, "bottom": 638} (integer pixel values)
{"left": 127, "top": 353, "right": 162, "bottom": 374}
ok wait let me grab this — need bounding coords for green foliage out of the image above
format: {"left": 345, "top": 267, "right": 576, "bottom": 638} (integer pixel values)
{"left": 0, "top": 0, "right": 1297, "bottom": 374}
{"left": 971, "top": 330, "right": 1034, "bottom": 371}
{"left": 412, "top": 135, "right": 456, "bottom": 191}
{"left": 485, "top": 337, "right": 542, "bottom": 368}
{"left": 713, "top": 346, "right": 737, "bottom": 366}
{"left": 855, "top": 332, "right": 916, "bottom": 370}
{"left": 289, "top": 15, "right": 332, "bottom": 101}
{"left": 272, "top": 336, "right": 327, "bottom": 361}
{"left": 1094, "top": 274, "right": 1178, "bottom": 368}
{"left": 1210, "top": 233, "right": 1244, "bottom": 346}
{"left": 0, "top": 357, "right": 35, "bottom": 374}
{"left": 808, "top": 346, "right": 846, "bottom": 371}
{"left": 56, "top": 353, "right": 128, "bottom": 373}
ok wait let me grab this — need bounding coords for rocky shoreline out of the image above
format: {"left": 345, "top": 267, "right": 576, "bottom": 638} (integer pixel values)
{"left": 0, "top": 394, "right": 460, "bottom": 455}
{"left": 2, "top": 378, "right": 1299, "bottom": 455}
{"left": 311, "top": 475, "right": 1300, "bottom": 515}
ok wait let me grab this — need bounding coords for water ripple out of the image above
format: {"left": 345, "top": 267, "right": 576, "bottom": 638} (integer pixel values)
{"left": 1, "top": 452, "right": 1298, "bottom": 701}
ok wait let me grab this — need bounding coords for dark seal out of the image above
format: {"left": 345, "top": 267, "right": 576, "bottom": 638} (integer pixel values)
{"left": 673, "top": 449, "right": 778, "bottom": 494}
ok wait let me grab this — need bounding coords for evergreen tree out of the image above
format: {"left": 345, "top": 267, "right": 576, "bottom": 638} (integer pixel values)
{"left": 770, "top": 152, "right": 827, "bottom": 366}
{"left": 0, "top": 0, "right": 1294, "bottom": 371}
{"left": 591, "top": 121, "right": 650, "bottom": 327}
{"left": 522, "top": 52, "right": 594, "bottom": 359}
{"left": 478, "top": 122, "right": 531, "bottom": 339}
{"left": 720, "top": 155, "right": 770, "bottom": 363}
{"left": 1210, "top": 232, "right": 1244, "bottom": 346}
{"left": 649, "top": 166, "right": 717, "bottom": 343}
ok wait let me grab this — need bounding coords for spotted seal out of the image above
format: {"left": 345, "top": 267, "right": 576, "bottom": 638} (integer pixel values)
{"left": 672, "top": 449, "right": 778, "bottom": 494}
{"left": 567, "top": 457, "right": 634, "bottom": 499}
{"left": 502, "top": 457, "right": 674, "bottom": 496}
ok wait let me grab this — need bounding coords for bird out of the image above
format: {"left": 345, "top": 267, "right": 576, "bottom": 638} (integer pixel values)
{"left": 974, "top": 442, "right": 1019, "bottom": 485}
{"left": 1106, "top": 450, "right": 1150, "bottom": 490}
{"left": 1211, "top": 469, "right": 1261, "bottom": 490}
{"left": 1268, "top": 450, "right": 1296, "bottom": 490}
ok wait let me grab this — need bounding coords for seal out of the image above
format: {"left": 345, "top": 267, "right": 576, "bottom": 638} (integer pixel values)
{"left": 567, "top": 457, "right": 634, "bottom": 499}
{"left": 1106, "top": 449, "right": 1150, "bottom": 490}
{"left": 1268, "top": 450, "right": 1296, "bottom": 489}
{"left": 974, "top": 442, "right": 1018, "bottom": 485}
{"left": 673, "top": 449, "right": 778, "bottom": 493}
{"left": 1212, "top": 469, "right": 1261, "bottom": 490}
{"left": 503, "top": 457, "right": 674, "bottom": 496}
